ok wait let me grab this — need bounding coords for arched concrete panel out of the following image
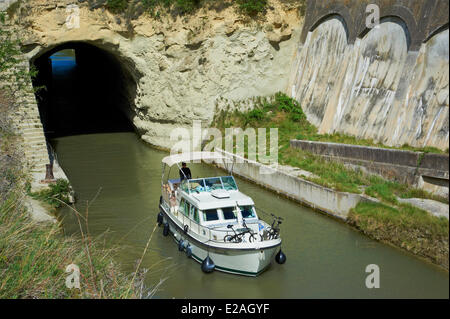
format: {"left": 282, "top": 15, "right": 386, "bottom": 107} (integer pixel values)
{"left": 301, "top": 2, "right": 354, "bottom": 45}
{"left": 309, "top": 8, "right": 353, "bottom": 42}
{"left": 300, "top": 0, "right": 448, "bottom": 52}
{"left": 424, "top": 23, "right": 449, "bottom": 44}
{"left": 357, "top": 15, "right": 412, "bottom": 51}
{"left": 356, "top": 5, "right": 418, "bottom": 51}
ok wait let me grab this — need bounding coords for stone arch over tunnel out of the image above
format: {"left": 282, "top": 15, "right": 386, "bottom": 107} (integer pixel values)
{"left": 308, "top": 8, "right": 353, "bottom": 44}
{"left": 30, "top": 41, "right": 138, "bottom": 139}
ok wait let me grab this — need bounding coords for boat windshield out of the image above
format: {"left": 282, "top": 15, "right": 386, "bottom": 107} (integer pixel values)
{"left": 204, "top": 177, "right": 223, "bottom": 191}
{"left": 221, "top": 176, "right": 238, "bottom": 191}
{"left": 188, "top": 179, "right": 206, "bottom": 193}
{"left": 184, "top": 176, "right": 238, "bottom": 194}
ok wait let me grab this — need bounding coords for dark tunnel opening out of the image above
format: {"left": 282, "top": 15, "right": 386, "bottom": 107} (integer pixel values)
{"left": 31, "top": 42, "right": 136, "bottom": 140}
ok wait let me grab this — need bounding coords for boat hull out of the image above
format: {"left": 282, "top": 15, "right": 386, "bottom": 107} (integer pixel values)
{"left": 159, "top": 205, "right": 281, "bottom": 276}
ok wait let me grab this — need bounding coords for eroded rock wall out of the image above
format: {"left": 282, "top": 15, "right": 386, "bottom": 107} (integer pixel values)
{"left": 289, "top": 17, "right": 449, "bottom": 151}
{"left": 14, "top": 0, "right": 303, "bottom": 149}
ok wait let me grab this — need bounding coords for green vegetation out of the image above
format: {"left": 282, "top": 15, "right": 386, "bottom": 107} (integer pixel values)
{"left": 0, "top": 194, "right": 144, "bottom": 298}
{"left": 237, "top": 0, "right": 267, "bottom": 16}
{"left": 0, "top": 13, "right": 38, "bottom": 93}
{"left": 27, "top": 179, "right": 71, "bottom": 209}
{"left": 106, "top": 0, "right": 130, "bottom": 14}
{"left": 349, "top": 202, "right": 449, "bottom": 268}
{"left": 104, "top": 0, "right": 269, "bottom": 16}
{"left": 108, "top": 0, "right": 306, "bottom": 17}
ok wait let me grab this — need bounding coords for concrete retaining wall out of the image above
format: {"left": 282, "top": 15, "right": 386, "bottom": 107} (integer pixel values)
{"left": 214, "top": 149, "right": 372, "bottom": 220}
{"left": 290, "top": 140, "right": 449, "bottom": 197}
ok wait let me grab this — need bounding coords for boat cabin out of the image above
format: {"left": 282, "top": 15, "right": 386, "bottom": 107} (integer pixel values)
{"left": 164, "top": 175, "right": 259, "bottom": 229}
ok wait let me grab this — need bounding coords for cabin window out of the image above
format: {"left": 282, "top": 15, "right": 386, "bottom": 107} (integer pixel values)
{"left": 191, "top": 206, "right": 200, "bottom": 223}
{"left": 221, "top": 176, "right": 238, "bottom": 191}
{"left": 179, "top": 198, "right": 186, "bottom": 215}
{"left": 204, "top": 177, "right": 223, "bottom": 191}
{"left": 222, "top": 207, "right": 237, "bottom": 220}
{"left": 202, "top": 209, "right": 219, "bottom": 221}
{"left": 184, "top": 201, "right": 190, "bottom": 217}
{"left": 240, "top": 206, "right": 256, "bottom": 219}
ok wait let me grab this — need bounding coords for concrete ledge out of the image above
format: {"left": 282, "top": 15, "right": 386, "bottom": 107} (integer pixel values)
{"left": 420, "top": 153, "right": 449, "bottom": 177}
{"left": 24, "top": 197, "right": 56, "bottom": 224}
{"left": 290, "top": 140, "right": 449, "bottom": 194}
{"left": 214, "top": 149, "right": 377, "bottom": 220}
{"left": 397, "top": 198, "right": 449, "bottom": 220}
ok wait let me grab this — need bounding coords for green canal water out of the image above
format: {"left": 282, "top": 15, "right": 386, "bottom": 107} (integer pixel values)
{"left": 52, "top": 132, "right": 449, "bottom": 299}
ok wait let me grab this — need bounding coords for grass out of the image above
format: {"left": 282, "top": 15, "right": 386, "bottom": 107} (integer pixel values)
{"left": 0, "top": 190, "right": 151, "bottom": 298}
{"left": 27, "top": 179, "right": 71, "bottom": 209}
{"left": 104, "top": 0, "right": 270, "bottom": 16}
{"left": 0, "top": 132, "right": 164, "bottom": 299}
{"left": 349, "top": 201, "right": 449, "bottom": 269}
{"left": 0, "top": 130, "right": 164, "bottom": 298}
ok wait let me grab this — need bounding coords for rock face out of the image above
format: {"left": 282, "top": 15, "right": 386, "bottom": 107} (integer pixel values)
{"left": 11, "top": 0, "right": 303, "bottom": 149}
{"left": 289, "top": 17, "right": 449, "bottom": 151}
{"left": 4, "top": 0, "right": 448, "bottom": 173}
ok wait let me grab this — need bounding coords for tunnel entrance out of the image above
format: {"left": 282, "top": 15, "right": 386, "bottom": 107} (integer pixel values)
{"left": 31, "top": 42, "right": 135, "bottom": 139}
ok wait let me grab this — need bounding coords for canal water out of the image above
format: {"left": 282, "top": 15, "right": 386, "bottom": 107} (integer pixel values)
{"left": 52, "top": 132, "right": 449, "bottom": 299}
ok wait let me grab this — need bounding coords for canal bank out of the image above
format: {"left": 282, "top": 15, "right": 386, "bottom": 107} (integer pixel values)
{"left": 212, "top": 148, "right": 449, "bottom": 270}
{"left": 214, "top": 149, "right": 375, "bottom": 220}
{"left": 53, "top": 132, "right": 449, "bottom": 298}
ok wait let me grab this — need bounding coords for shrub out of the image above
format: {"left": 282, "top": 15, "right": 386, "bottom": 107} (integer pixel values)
{"left": 272, "top": 92, "right": 306, "bottom": 122}
{"left": 106, "top": 0, "right": 129, "bottom": 14}
{"left": 141, "top": 0, "right": 202, "bottom": 15}
{"left": 237, "top": 0, "right": 267, "bottom": 15}
{"left": 28, "top": 179, "right": 71, "bottom": 209}
{"left": 246, "top": 108, "right": 265, "bottom": 121}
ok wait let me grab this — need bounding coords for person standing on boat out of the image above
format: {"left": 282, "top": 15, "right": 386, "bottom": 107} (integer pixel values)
{"left": 179, "top": 162, "right": 192, "bottom": 181}
{"left": 170, "top": 190, "right": 178, "bottom": 214}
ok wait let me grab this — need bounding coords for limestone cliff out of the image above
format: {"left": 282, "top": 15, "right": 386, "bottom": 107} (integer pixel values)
{"left": 10, "top": 0, "right": 303, "bottom": 149}
{"left": 3, "top": 0, "right": 449, "bottom": 159}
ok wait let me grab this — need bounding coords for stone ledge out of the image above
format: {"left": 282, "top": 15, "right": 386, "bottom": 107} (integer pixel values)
{"left": 290, "top": 140, "right": 449, "bottom": 194}
{"left": 24, "top": 197, "right": 57, "bottom": 224}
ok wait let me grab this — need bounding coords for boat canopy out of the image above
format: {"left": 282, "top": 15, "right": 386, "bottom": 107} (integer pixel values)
{"left": 162, "top": 151, "right": 229, "bottom": 167}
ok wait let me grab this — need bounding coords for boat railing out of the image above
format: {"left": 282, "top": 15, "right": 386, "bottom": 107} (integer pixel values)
{"left": 161, "top": 196, "right": 277, "bottom": 243}
{"left": 175, "top": 207, "right": 276, "bottom": 244}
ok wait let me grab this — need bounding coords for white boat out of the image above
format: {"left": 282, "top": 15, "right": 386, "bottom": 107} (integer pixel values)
{"left": 158, "top": 152, "right": 285, "bottom": 277}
